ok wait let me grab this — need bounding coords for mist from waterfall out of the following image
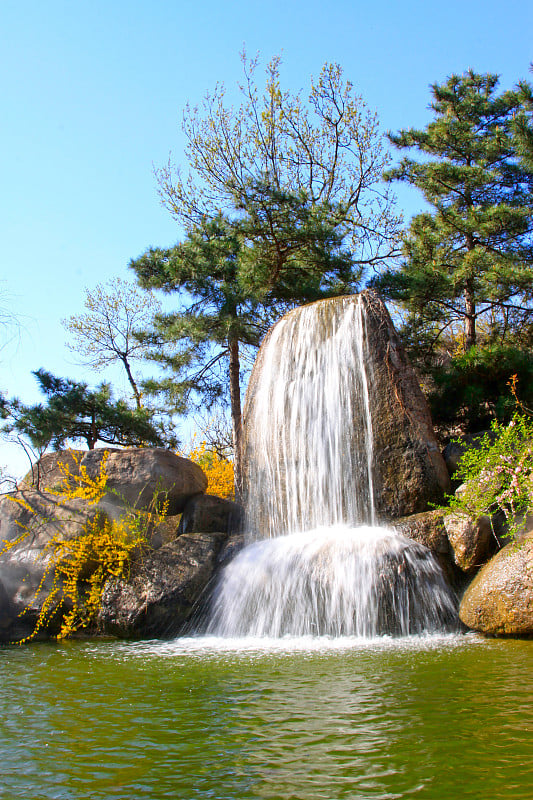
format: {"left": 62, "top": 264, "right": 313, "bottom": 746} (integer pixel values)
{"left": 206, "top": 296, "right": 458, "bottom": 638}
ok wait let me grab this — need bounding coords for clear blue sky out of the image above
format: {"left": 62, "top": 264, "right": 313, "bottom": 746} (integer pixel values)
{"left": 1, "top": 0, "right": 532, "bottom": 477}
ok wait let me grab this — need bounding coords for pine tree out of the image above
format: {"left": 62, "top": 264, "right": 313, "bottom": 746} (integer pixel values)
{"left": 6, "top": 370, "right": 174, "bottom": 452}
{"left": 131, "top": 209, "right": 356, "bottom": 496}
{"left": 374, "top": 70, "right": 533, "bottom": 356}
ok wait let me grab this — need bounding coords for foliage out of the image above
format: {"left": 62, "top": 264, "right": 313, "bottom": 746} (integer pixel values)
{"left": 428, "top": 343, "right": 533, "bottom": 431}
{"left": 4, "top": 450, "right": 169, "bottom": 643}
{"left": 374, "top": 70, "right": 533, "bottom": 359}
{"left": 512, "top": 64, "right": 533, "bottom": 172}
{"left": 63, "top": 278, "right": 162, "bottom": 409}
{"left": 5, "top": 369, "right": 175, "bottom": 451}
{"left": 186, "top": 439, "right": 235, "bottom": 500}
{"left": 157, "top": 51, "right": 399, "bottom": 268}
{"left": 133, "top": 48, "right": 398, "bottom": 490}
{"left": 445, "top": 411, "right": 533, "bottom": 540}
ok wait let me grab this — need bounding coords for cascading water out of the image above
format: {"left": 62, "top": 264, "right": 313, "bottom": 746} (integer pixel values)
{"left": 206, "top": 295, "right": 458, "bottom": 638}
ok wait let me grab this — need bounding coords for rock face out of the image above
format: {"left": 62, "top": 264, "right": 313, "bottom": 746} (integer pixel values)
{"left": 393, "top": 510, "right": 464, "bottom": 589}
{"left": 0, "top": 490, "right": 108, "bottom": 641}
{"left": 443, "top": 512, "right": 495, "bottom": 572}
{"left": 22, "top": 447, "right": 207, "bottom": 514}
{"left": 177, "top": 494, "right": 244, "bottom": 536}
{"left": 0, "top": 448, "right": 210, "bottom": 642}
{"left": 98, "top": 533, "right": 229, "bottom": 638}
{"left": 243, "top": 291, "right": 450, "bottom": 533}
{"left": 459, "top": 533, "right": 533, "bottom": 635}
{"left": 358, "top": 291, "right": 450, "bottom": 517}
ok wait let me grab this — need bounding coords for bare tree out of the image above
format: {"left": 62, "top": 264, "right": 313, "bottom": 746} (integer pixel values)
{"left": 63, "top": 278, "right": 161, "bottom": 409}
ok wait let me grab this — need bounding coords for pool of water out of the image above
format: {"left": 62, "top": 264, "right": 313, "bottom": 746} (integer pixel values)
{"left": 1, "top": 633, "right": 532, "bottom": 799}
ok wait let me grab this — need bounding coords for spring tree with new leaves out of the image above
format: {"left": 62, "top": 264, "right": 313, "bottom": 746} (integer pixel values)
{"left": 63, "top": 278, "right": 162, "bottom": 410}
{"left": 131, "top": 54, "right": 400, "bottom": 495}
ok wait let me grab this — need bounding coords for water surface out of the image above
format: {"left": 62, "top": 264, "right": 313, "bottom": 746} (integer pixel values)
{"left": 1, "top": 634, "right": 532, "bottom": 799}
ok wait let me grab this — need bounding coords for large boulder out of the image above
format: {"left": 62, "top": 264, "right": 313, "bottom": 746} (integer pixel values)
{"left": 359, "top": 291, "right": 450, "bottom": 517}
{"left": 0, "top": 445, "right": 209, "bottom": 642}
{"left": 98, "top": 532, "right": 229, "bottom": 638}
{"left": 22, "top": 448, "right": 207, "bottom": 514}
{"left": 459, "top": 533, "right": 533, "bottom": 636}
{"left": 393, "top": 510, "right": 464, "bottom": 589}
{"left": 443, "top": 512, "right": 496, "bottom": 572}
{"left": 243, "top": 291, "right": 450, "bottom": 536}
{"left": 0, "top": 489, "right": 109, "bottom": 641}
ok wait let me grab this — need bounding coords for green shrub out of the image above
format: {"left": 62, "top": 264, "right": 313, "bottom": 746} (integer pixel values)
{"left": 445, "top": 412, "right": 533, "bottom": 540}
{"left": 429, "top": 344, "right": 533, "bottom": 431}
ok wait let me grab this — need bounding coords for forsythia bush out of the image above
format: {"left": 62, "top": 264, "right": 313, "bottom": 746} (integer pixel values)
{"left": 186, "top": 440, "right": 235, "bottom": 500}
{"left": 7, "top": 450, "right": 166, "bottom": 643}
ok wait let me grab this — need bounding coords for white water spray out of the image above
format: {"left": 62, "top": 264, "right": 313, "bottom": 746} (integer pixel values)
{"left": 245, "top": 297, "right": 376, "bottom": 537}
{"left": 206, "top": 296, "right": 458, "bottom": 638}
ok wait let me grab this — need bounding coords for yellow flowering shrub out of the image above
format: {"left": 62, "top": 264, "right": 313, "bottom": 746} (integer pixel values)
{"left": 50, "top": 450, "right": 109, "bottom": 503}
{"left": 5, "top": 449, "right": 168, "bottom": 643}
{"left": 186, "top": 441, "right": 235, "bottom": 500}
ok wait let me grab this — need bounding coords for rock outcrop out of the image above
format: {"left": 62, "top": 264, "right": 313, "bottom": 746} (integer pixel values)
{"left": 0, "top": 447, "right": 210, "bottom": 642}
{"left": 243, "top": 291, "right": 450, "bottom": 534}
{"left": 443, "top": 512, "right": 495, "bottom": 572}
{"left": 98, "top": 533, "right": 228, "bottom": 638}
{"left": 358, "top": 291, "right": 451, "bottom": 517}
{"left": 0, "top": 490, "right": 110, "bottom": 641}
{"left": 22, "top": 447, "right": 207, "bottom": 514}
{"left": 177, "top": 494, "right": 244, "bottom": 536}
{"left": 459, "top": 533, "right": 533, "bottom": 636}
{"left": 393, "top": 510, "right": 464, "bottom": 589}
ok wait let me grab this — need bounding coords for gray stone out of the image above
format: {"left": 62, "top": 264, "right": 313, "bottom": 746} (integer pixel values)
{"left": 359, "top": 292, "right": 451, "bottom": 517}
{"left": 98, "top": 532, "right": 229, "bottom": 638}
{"left": 243, "top": 291, "right": 450, "bottom": 524}
{"left": 177, "top": 494, "right": 244, "bottom": 536}
{"left": 459, "top": 533, "right": 533, "bottom": 636}
{"left": 0, "top": 489, "right": 110, "bottom": 641}
{"left": 22, "top": 448, "right": 207, "bottom": 514}
{"left": 393, "top": 510, "right": 463, "bottom": 589}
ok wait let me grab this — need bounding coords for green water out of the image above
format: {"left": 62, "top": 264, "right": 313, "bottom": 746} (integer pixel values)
{"left": 1, "top": 634, "right": 532, "bottom": 800}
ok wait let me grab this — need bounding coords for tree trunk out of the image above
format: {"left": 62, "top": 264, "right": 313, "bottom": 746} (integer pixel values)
{"left": 228, "top": 337, "right": 243, "bottom": 501}
{"left": 464, "top": 281, "right": 476, "bottom": 350}
{"left": 121, "top": 355, "right": 142, "bottom": 409}
{"left": 464, "top": 233, "right": 476, "bottom": 350}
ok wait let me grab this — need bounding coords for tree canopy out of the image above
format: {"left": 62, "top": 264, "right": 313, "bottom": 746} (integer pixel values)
{"left": 63, "top": 278, "right": 162, "bottom": 410}
{"left": 131, "top": 54, "right": 398, "bottom": 493}
{"left": 5, "top": 369, "right": 174, "bottom": 452}
{"left": 131, "top": 214, "right": 280, "bottom": 495}
{"left": 156, "top": 52, "right": 400, "bottom": 271}
{"left": 374, "top": 70, "right": 533, "bottom": 358}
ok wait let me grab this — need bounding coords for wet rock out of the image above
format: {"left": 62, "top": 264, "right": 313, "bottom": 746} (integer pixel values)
{"left": 243, "top": 291, "right": 450, "bottom": 530}
{"left": 98, "top": 532, "right": 229, "bottom": 638}
{"left": 393, "top": 510, "right": 464, "bottom": 589}
{"left": 459, "top": 533, "right": 533, "bottom": 636}
{"left": 443, "top": 512, "right": 496, "bottom": 572}
{"left": 359, "top": 291, "right": 451, "bottom": 517}
{"left": 177, "top": 494, "right": 244, "bottom": 536}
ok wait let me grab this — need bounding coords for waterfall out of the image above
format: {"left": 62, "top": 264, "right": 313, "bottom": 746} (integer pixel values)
{"left": 245, "top": 296, "right": 376, "bottom": 537}
{"left": 206, "top": 295, "right": 458, "bottom": 638}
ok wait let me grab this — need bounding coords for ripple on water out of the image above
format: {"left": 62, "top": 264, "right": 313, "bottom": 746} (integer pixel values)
{"left": 1, "top": 634, "right": 532, "bottom": 800}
